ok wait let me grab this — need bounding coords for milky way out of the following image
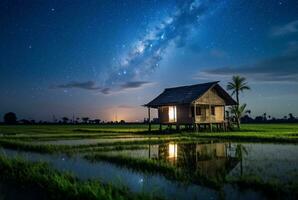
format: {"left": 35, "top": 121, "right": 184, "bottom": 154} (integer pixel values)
{"left": 101, "top": 0, "right": 220, "bottom": 93}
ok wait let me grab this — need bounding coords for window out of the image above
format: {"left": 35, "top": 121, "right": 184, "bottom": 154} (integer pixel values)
{"left": 211, "top": 106, "right": 215, "bottom": 115}
{"left": 168, "top": 106, "right": 177, "bottom": 122}
{"left": 196, "top": 107, "right": 202, "bottom": 116}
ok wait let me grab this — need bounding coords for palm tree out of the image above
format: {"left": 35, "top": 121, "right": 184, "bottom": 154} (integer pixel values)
{"left": 227, "top": 76, "right": 250, "bottom": 105}
{"left": 227, "top": 76, "right": 250, "bottom": 128}
{"left": 229, "top": 103, "right": 249, "bottom": 128}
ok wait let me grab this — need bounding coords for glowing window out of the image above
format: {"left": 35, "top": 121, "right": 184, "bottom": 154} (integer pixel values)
{"left": 168, "top": 106, "right": 177, "bottom": 122}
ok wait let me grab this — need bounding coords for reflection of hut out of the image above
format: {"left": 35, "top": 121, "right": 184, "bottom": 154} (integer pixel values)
{"left": 195, "top": 143, "right": 237, "bottom": 178}
{"left": 155, "top": 143, "right": 178, "bottom": 164}
{"left": 151, "top": 142, "right": 239, "bottom": 180}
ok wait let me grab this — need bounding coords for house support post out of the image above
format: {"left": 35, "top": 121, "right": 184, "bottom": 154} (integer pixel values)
{"left": 223, "top": 106, "right": 226, "bottom": 132}
{"left": 176, "top": 124, "right": 180, "bottom": 131}
{"left": 193, "top": 103, "right": 198, "bottom": 132}
{"left": 148, "top": 107, "right": 151, "bottom": 132}
{"left": 209, "top": 104, "right": 212, "bottom": 132}
{"left": 159, "top": 123, "right": 162, "bottom": 132}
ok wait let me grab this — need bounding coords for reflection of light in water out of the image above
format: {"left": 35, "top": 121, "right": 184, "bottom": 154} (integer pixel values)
{"left": 168, "top": 143, "right": 177, "bottom": 158}
{"left": 139, "top": 178, "right": 143, "bottom": 183}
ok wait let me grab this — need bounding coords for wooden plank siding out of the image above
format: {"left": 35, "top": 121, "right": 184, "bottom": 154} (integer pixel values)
{"left": 157, "top": 87, "right": 226, "bottom": 124}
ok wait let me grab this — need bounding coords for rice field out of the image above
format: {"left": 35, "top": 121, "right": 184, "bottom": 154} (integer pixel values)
{"left": 0, "top": 123, "right": 298, "bottom": 200}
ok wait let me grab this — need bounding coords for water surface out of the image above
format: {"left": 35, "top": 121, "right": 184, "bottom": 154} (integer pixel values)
{"left": 0, "top": 146, "right": 266, "bottom": 200}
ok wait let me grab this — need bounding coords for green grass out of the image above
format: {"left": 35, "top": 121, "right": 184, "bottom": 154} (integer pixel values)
{"left": 0, "top": 155, "right": 162, "bottom": 200}
{"left": 187, "top": 124, "right": 298, "bottom": 143}
{"left": 0, "top": 137, "right": 193, "bottom": 154}
{"left": 1, "top": 124, "right": 298, "bottom": 154}
{"left": 1, "top": 124, "right": 298, "bottom": 198}
{"left": 1, "top": 124, "right": 298, "bottom": 143}
{"left": 75, "top": 145, "right": 149, "bottom": 153}
{"left": 0, "top": 124, "right": 160, "bottom": 135}
{"left": 227, "top": 175, "right": 298, "bottom": 199}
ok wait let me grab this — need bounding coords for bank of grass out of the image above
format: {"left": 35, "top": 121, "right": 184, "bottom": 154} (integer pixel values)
{"left": 85, "top": 153, "right": 222, "bottom": 189}
{"left": 0, "top": 155, "right": 162, "bottom": 200}
{"left": 0, "top": 137, "right": 192, "bottom": 154}
{"left": 227, "top": 175, "right": 298, "bottom": 199}
{"left": 1, "top": 133, "right": 131, "bottom": 141}
{"left": 75, "top": 145, "right": 149, "bottom": 154}
{"left": 187, "top": 124, "right": 298, "bottom": 143}
{"left": 1, "top": 124, "right": 298, "bottom": 143}
{"left": 0, "top": 124, "right": 161, "bottom": 136}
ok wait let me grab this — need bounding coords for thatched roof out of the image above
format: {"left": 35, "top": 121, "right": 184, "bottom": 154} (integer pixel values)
{"left": 145, "top": 81, "right": 236, "bottom": 108}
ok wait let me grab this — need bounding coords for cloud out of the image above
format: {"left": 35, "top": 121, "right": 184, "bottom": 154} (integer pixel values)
{"left": 120, "top": 81, "right": 151, "bottom": 89}
{"left": 102, "top": 0, "right": 220, "bottom": 88}
{"left": 100, "top": 88, "right": 111, "bottom": 94}
{"left": 197, "top": 49, "right": 298, "bottom": 83}
{"left": 118, "top": 105, "right": 134, "bottom": 109}
{"left": 99, "top": 81, "right": 153, "bottom": 95}
{"left": 55, "top": 81, "right": 101, "bottom": 90}
{"left": 271, "top": 20, "right": 298, "bottom": 37}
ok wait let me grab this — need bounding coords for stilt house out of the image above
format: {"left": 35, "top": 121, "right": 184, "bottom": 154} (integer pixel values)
{"left": 144, "top": 81, "right": 237, "bottom": 131}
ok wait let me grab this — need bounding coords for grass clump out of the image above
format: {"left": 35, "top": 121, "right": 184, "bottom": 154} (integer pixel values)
{"left": 0, "top": 155, "right": 162, "bottom": 200}
{"left": 76, "top": 145, "right": 149, "bottom": 154}
{"left": 0, "top": 138, "right": 191, "bottom": 154}
{"left": 0, "top": 139, "right": 62, "bottom": 153}
{"left": 227, "top": 175, "right": 298, "bottom": 199}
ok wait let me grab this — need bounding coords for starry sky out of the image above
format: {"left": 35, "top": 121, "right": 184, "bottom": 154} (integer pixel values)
{"left": 1, "top": 0, "right": 298, "bottom": 122}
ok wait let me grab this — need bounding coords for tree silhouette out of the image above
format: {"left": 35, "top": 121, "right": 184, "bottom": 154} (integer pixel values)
{"left": 263, "top": 113, "right": 267, "bottom": 121}
{"left": 76, "top": 117, "right": 80, "bottom": 124}
{"left": 62, "top": 117, "right": 69, "bottom": 124}
{"left": 227, "top": 75, "right": 250, "bottom": 128}
{"left": 4, "top": 112, "right": 17, "bottom": 124}
{"left": 229, "top": 103, "right": 249, "bottom": 127}
{"left": 82, "top": 117, "right": 89, "bottom": 124}
{"left": 94, "top": 119, "right": 101, "bottom": 124}
{"left": 289, "top": 113, "right": 295, "bottom": 120}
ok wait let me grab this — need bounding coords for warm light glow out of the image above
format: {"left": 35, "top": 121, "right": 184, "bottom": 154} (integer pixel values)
{"left": 168, "top": 143, "right": 177, "bottom": 158}
{"left": 168, "top": 106, "right": 177, "bottom": 122}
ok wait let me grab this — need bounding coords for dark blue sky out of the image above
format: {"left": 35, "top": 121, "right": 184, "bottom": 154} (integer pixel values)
{"left": 1, "top": 0, "right": 298, "bottom": 121}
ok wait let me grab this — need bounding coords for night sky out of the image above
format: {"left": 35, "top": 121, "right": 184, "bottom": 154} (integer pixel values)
{"left": 1, "top": 0, "right": 298, "bottom": 122}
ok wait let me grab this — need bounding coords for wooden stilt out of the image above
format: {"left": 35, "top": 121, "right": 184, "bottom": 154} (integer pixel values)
{"left": 148, "top": 107, "right": 151, "bottom": 132}
{"left": 209, "top": 104, "right": 212, "bottom": 132}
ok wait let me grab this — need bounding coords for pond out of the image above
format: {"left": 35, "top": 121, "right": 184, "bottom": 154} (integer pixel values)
{"left": 106, "top": 141, "right": 298, "bottom": 183}
{"left": 0, "top": 146, "right": 266, "bottom": 200}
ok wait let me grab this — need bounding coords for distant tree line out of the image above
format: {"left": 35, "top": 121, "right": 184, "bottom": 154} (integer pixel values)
{"left": 1, "top": 112, "right": 128, "bottom": 125}
{"left": 2, "top": 111, "right": 298, "bottom": 126}
{"left": 241, "top": 113, "right": 298, "bottom": 123}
